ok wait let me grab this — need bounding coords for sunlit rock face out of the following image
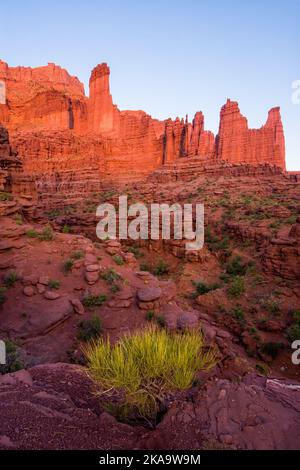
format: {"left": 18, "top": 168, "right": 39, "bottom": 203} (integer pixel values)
{"left": 0, "top": 60, "right": 286, "bottom": 186}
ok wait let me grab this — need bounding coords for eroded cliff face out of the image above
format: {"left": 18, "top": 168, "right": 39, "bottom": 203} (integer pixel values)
{"left": 216, "top": 100, "right": 286, "bottom": 170}
{"left": 0, "top": 59, "right": 286, "bottom": 184}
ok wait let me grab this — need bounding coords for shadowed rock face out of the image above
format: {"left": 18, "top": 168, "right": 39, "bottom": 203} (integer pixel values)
{"left": 0, "top": 60, "right": 286, "bottom": 184}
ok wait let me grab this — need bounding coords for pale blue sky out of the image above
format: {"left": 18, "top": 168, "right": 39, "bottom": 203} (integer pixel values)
{"left": 1, "top": 0, "right": 299, "bottom": 169}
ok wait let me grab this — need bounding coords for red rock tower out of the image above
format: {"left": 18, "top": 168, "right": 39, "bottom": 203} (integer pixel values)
{"left": 88, "top": 63, "right": 115, "bottom": 134}
{"left": 216, "top": 99, "right": 286, "bottom": 170}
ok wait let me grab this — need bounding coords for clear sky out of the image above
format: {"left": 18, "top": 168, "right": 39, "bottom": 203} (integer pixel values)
{"left": 1, "top": 0, "right": 299, "bottom": 169}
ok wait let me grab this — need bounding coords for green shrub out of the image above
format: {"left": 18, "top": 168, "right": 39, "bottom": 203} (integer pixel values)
{"left": 284, "top": 214, "right": 298, "bottom": 225}
{"left": 140, "top": 262, "right": 151, "bottom": 272}
{"left": 113, "top": 255, "right": 124, "bottom": 266}
{"left": 39, "top": 225, "right": 54, "bottom": 241}
{"left": 101, "top": 268, "right": 121, "bottom": 283}
{"left": 227, "top": 276, "right": 245, "bottom": 298}
{"left": 286, "top": 323, "right": 300, "bottom": 342}
{"left": 110, "top": 284, "right": 120, "bottom": 294}
{"left": 62, "top": 258, "right": 74, "bottom": 273}
{"left": 192, "top": 281, "right": 220, "bottom": 297}
{"left": 62, "top": 224, "right": 71, "bottom": 234}
{"left": 127, "top": 246, "right": 143, "bottom": 258}
{"left": 260, "top": 342, "right": 284, "bottom": 359}
{"left": 286, "top": 310, "right": 300, "bottom": 342}
{"left": 255, "top": 363, "right": 269, "bottom": 376}
{"left": 153, "top": 260, "right": 169, "bottom": 276}
{"left": 0, "top": 192, "right": 13, "bottom": 201}
{"left": 263, "top": 297, "right": 280, "bottom": 316}
{"left": 225, "top": 256, "right": 247, "bottom": 276}
{"left": 83, "top": 326, "right": 216, "bottom": 422}
{"left": 4, "top": 271, "right": 18, "bottom": 287}
{"left": 231, "top": 306, "right": 245, "bottom": 321}
{"left": 82, "top": 294, "right": 107, "bottom": 308}
{"left": 48, "top": 279, "right": 60, "bottom": 290}
{"left": 14, "top": 214, "right": 23, "bottom": 225}
{"left": 46, "top": 208, "right": 62, "bottom": 218}
{"left": 78, "top": 315, "right": 102, "bottom": 342}
{"left": 0, "top": 341, "right": 23, "bottom": 374}
{"left": 146, "top": 310, "right": 155, "bottom": 321}
{"left": 26, "top": 229, "right": 39, "bottom": 238}
{"left": 71, "top": 250, "right": 84, "bottom": 260}
{"left": 206, "top": 227, "right": 229, "bottom": 251}
{"left": 293, "top": 310, "right": 300, "bottom": 322}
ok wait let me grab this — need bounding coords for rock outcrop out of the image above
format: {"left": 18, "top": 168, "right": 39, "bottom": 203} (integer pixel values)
{"left": 216, "top": 100, "right": 285, "bottom": 170}
{"left": 0, "top": 60, "right": 287, "bottom": 188}
{"left": 0, "top": 364, "right": 299, "bottom": 450}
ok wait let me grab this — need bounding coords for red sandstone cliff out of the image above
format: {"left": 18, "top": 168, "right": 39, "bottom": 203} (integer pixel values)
{"left": 0, "top": 60, "right": 286, "bottom": 180}
{"left": 216, "top": 99, "right": 285, "bottom": 170}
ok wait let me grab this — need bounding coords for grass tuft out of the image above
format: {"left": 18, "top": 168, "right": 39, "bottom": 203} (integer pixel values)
{"left": 83, "top": 326, "right": 216, "bottom": 422}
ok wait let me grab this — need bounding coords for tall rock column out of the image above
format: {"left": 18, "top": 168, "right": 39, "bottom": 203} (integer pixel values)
{"left": 188, "top": 112, "right": 215, "bottom": 158}
{"left": 264, "top": 107, "right": 286, "bottom": 170}
{"left": 88, "top": 63, "right": 115, "bottom": 134}
{"left": 216, "top": 99, "right": 248, "bottom": 163}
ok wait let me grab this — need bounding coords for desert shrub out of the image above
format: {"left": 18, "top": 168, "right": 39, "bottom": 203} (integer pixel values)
{"left": 26, "top": 229, "right": 39, "bottom": 238}
{"left": 0, "top": 341, "right": 23, "bottom": 374}
{"left": 0, "top": 192, "right": 13, "bottom": 201}
{"left": 227, "top": 276, "right": 245, "bottom": 298}
{"left": 62, "top": 258, "right": 74, "bottom": 273}
{"left": 260, "top": 342, "right": 284, "bottom": 359}
{"left": 4, "top": 271, "right": 18, "bottom": 287}
{"left": 113, "top": 255, "right": 124, "bottom": 266}
{"left": 255, "top": 363, "right": 269, "bottom": 376}
{"left": 82, "top": 294, "right": 106, "bottom": 308}
{"left": 146, "top": 310, "right": 155, "bottom": 321}
{"left": 101, "top": 268, "right": 121, "bottom": 283}
{"left": 71, "top": 250, "right": 84, "bottom": 260}
{"left": 39, "top": 225, "right": 54, "bottom": 241}
{"left": 153, "top": 260, "right": 169, "bottom": 276}
{"left": 110, "top": 284, "right": 121, "bottom": 294}
{"left": 248, "top": 326, "right": 258, "bottom": 334}
{"left": 46, "top": 208, "right": 62, "bottom": 218}
{"left": 206, "top": 227, "right": 229, "bottom": 251}
{"left": 231, "top": 306, "right": 245, "bottom": 321}
{"left": 62, "top": 224, "right": 71, "bottom": 234}
{"left": 83, "top": 326, "right": 216, "bottom": 422}
{"left": 263, "top": 297, "right": 280, "bottom": 316}
{"left": 140, "top": 262, "right": 151, "bottom": 272}
{"left": 78, "top": 315, "right": 102, "bottom": 342}
{"left": 14, "top": 214, "right": 23, "bottom": 225}
{"left": 192, "top": 281, "right": 220, "bottom": 297}
{"left": 284, "top": 214, "right": 298, "bottom": 225}
{"left": 286, "top": 311, "right": 300, "bottom": 342}
{"left": 286, "top": 323, "right": 300, "bottom": 342}
{"left": 127, "top": 246, "right": 143, "bottom": 258}
{"left": 225, "top": 256, "right": 247, "bottom": 276}
{"left": 48, "top": 279, "right": 60, "bottom": 290}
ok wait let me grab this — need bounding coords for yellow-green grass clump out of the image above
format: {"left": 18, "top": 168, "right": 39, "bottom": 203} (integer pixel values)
{"left": 83, "top": 326, "right": 217, "bottom": 423}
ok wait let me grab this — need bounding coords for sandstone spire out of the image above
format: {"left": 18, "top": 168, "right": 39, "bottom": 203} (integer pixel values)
{"left": 88, "top": 63, "right": 115, "bottom": 134}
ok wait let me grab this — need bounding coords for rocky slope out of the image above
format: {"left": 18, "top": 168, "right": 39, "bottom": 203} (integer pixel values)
{"left": 0, "top": 63, "right": 298, "bottom": 450}
{"left": 0, "top": 143, "right": 299, "bottom": 448}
